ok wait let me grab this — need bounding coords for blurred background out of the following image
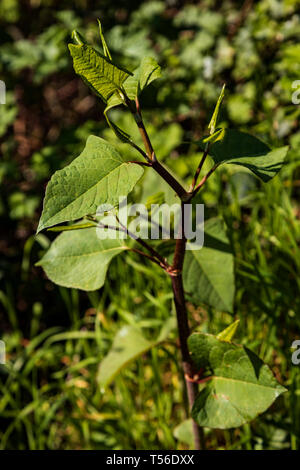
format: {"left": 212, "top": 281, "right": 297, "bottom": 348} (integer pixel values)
{"left": 0, "top": 0, "right": 300, "bottom": 450}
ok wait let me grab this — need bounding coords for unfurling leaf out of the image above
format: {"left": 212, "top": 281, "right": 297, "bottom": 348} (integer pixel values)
{"left": 208, "top": 84, "right": 225, "bottom": 135}
{"left": 36, "top": 226, "right": 128, "bottom": 291}
{"left": 104, "top": 57, "right": 161, "bottom": 143}
{"left": 37, "top": 135, "right": 143, "bottom": 233}
{"left": 105, "top": 56, "right": 161, "bottom": 112}
{"left": 217, "top": 319, "right": 240, "bottom": 342}
{"left": 188, "top": 332, "right": 287, "bottom": 429}
{"left": 68, "top": 40, "right": 132, "bottom": 103}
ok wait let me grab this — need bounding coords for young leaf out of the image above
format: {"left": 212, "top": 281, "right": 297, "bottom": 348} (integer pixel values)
{"left": 37, "top": 135, "right": 143, "bottom": 233}
{"left": 198, "top": 129, "right": 288, "bottom": 182}
{"left": 188, "top": 332, "right": 287, "bottom": 429}
{"left": 98, "top": 317, "right": 176, "bottom": 388}
{"left": 104, "top": 56, "right": 161, "bottom": 112}
{"left": 183, "top": 218, "right": 235, "bottom": 312}
{"left": 97, "top": 19, "right": 112, "bottom": 60}
{"left": 47, "top": 222, "right": 95, "bottom": 232}
{"left": 216, "top": 319, "right": 240, "bottom": 342}
{"left": 36, "top": 226, "right": 128, "bottom": 291}
{"left": 208, "top": 84, "right": 225, "bottom": 135}
{"left": 68, "top": 40, "right": 132, "bottom": 103}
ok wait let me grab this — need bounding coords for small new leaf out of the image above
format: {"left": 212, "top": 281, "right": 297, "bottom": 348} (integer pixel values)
{"left": 105, "top": 56, "right": 161, "bottom": 112}
{"left": 97, "top": 19, "right": 112, "bottom": 60}
{"left": 217, "top": 319, "right": 240, "bottom": 343}
{"left": 208, "top": 84, "right": 225, "bottom": 135}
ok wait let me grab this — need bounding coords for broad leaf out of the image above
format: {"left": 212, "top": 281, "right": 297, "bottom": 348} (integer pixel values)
{"left": 37, "top": 135, "right": 143, "bottom": 232}
{"left": 98, "top": 317, "right": 176, "bottom": 388}
{"left": 188, "top": 332, "right": 287, "bottom": 429}
{"left": 183, "top": 218, "right": 234, "bottom": 312}
{"left": 36, "top": 226, "right": 127, "bottom": 291}
{"left": 199, "top": 129, "right": 288, "bottom": 182}
{"left": 68, "top": 42, "right": 132, "bottom": 103}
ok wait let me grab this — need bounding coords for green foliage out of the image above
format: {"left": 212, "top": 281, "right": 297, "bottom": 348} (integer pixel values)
{"left": 36, "top": 226, "right": 128, "bottom": 291}
{"left": 98, "top": 317, "right": 176, "bottom": 388}
{"left": 36, "top": 14, "right": 288, "bottom": 442}
{"left": 189, "top": 332, "right": 286, "bottom": 429}
{"left": 183, "top": 218, "right": 234, "bottom": 312}
{"left": 69, "top": 41, "right": 132, "bottom": 103}
{"left": 0, "top": 0, "right": 299, "bottom": 451}
{"left": 200, "top": 129, "right": 289, "bottom": 182}
{"left": 37, "top": 136, "right": 143, "bottom": 232}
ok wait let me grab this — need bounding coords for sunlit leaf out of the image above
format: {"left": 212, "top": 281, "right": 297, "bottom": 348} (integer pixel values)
{"left": 37, "top": 135, "right": 143, "bottom": 232}
{"left": 68, "top": 41, "right": 132, "bottom": 103}
{"left": 217, "top": 319, "right": 240, "bottom": 342}
{"left": 36, "top": 226, "right": 127, "bottom": 291}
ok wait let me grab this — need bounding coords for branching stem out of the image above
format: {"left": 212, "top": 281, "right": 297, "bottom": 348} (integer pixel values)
{"left": 124, "top": 94, "right": 213, "bottom": 450}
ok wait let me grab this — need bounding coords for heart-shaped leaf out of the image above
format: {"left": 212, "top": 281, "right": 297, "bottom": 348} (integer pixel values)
{"left": 188, "top": 332, "right": 287, "bottom": 429}
{"left": 37, "top": 135, "right": 143, "bottom": 233}
{"left": 36, "top": 226, "right": 127, "bottom": 291}
{"left": 199, "top": 129, "right": 288, "bottom": 182}
{"left": 183, "top": 218, "right": 235, "bottom": 312}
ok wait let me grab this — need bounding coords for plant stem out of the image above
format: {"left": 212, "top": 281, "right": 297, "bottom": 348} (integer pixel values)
{"left": 189, "top": 146, "right": 209, "bottom": 192}
{"left": 170, "top": 204, "right": 205, "bottom": 450}
{"left": 127, "top": 97, "right": 188, "bottom": 199}
{"left": 127, "top": 97, "right": 205, "bottom": 449}
{"left": 191, "top": 163, "right": 219, "bottom": 199}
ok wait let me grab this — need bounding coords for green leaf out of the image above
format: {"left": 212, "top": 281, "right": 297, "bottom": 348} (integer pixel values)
{"left": 173, "top": 419, "right": 194, "bottom": 447}
{"left": 188, "top": 332, "right": 287, "bottom": 429}
{"left": 37, "top": 135, "right": 143, "bottom": 233}
{"left": 105, "top": 56, "right": 161, "bottom": 112}
{"left": 47, "top": 222, "right": 95, "bottom": 232}
{"left": 183, "top": 218, "right": 234, "bottom": 312}
{"left": 98, "top": 317, "right": 176, "bottom": 388}
{"left": 199, "top": 129, "right": 288, "bottom": 182}
{"left": 36, "top": 226, "right": 127, "bottom": 291}
{"left": 208, "top": 84, "right": 225, "bottom": 135}
{"left": 217, "top": 319, "right": 240, "bottom": 342}
{"left": 97, "top": 20, "right": 112, "bottom": 61}
{"left": 68, "top": 42, "right": 132, "bottom": 103}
